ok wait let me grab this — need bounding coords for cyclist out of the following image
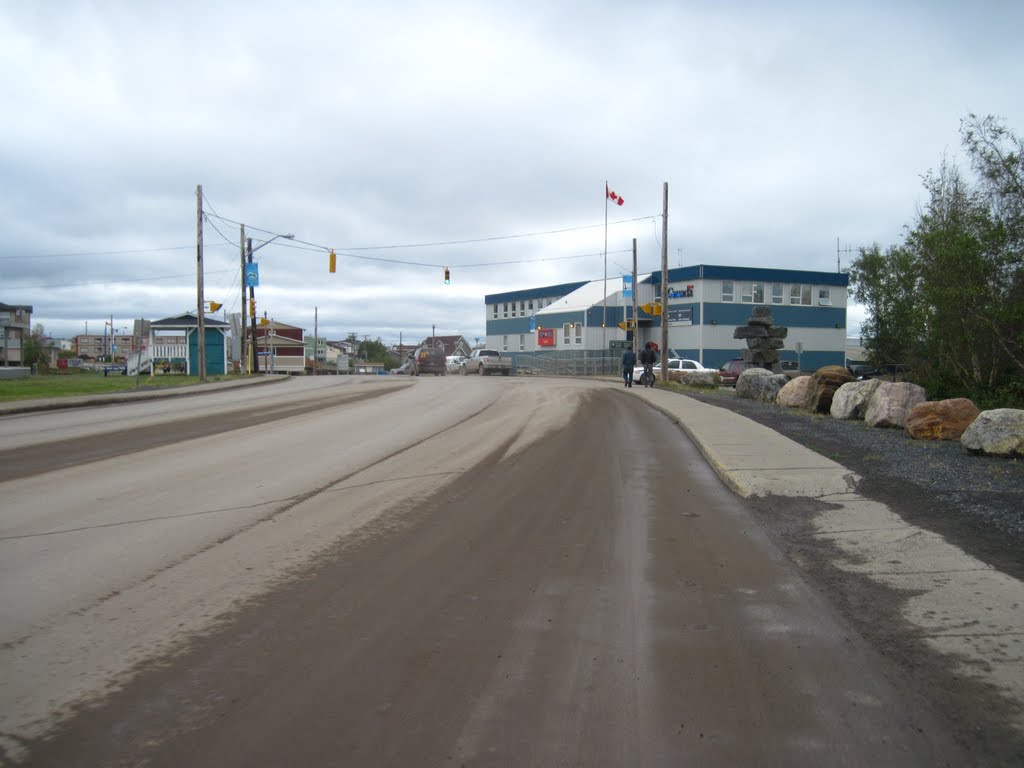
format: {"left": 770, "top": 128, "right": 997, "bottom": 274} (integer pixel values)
{"left": 638, "top": 342, "right": 658, "bottom": 387}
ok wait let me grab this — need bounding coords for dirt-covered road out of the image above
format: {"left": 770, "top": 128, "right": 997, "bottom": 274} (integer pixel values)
{"left": 1, "top": 377, "right": 973, "bottom": 765}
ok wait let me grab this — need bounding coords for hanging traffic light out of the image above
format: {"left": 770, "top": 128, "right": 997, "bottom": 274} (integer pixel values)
{"left": 329, "top": 250, "right": 336, "bottom": 273}
{"left": 444, "top": 266, "right": 450, "bottom": 284}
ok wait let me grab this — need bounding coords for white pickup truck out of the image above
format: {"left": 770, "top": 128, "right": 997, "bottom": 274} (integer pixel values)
{"left": 462, "top": 349, "right": 512, "bottom": 376}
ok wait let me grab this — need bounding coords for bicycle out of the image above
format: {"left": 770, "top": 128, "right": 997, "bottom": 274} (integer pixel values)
{"left": 639, "top": 363, "right": 656, "bottom": 388}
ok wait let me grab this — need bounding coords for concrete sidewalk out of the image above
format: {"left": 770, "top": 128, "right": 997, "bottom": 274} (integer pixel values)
{"left": 630, "top": 386, "right": 858, "bottom": 498}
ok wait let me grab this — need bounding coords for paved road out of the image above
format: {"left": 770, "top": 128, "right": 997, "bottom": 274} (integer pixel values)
{"left": 1, "top": 377, "right": 970, "bottom": 765}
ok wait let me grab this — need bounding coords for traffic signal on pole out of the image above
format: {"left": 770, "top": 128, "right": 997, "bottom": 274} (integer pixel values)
{"left": 444, "top": 266, "right": 450, "bottom": 284}
{"left": 329, "top": 250, "right": 336, "bottom": 273}
{"left": 249, "top": 300, "right": 256, "bottom": 316}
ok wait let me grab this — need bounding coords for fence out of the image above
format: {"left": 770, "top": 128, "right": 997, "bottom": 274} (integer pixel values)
{"left": 512, "top": 352, "right": 622, "bottom": 377}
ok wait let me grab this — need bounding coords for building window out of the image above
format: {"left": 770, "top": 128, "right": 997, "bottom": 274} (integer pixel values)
{"left": 503, "top": 302, "right": 509, "bottom": 318}
{"left": 790, "top": 285, "right": 802, "bottom": 305}
{"left": 802, "top": 285, "right": 812, "bottom": 305}
{"left": 575, "top": 324, "right": 583, "bottom": 344}
{"left": 520, "top": 301, "right": 526, "bottom": 315}
{"left": 519, "top": 334, "right": 525, "bottom": 351}
{"left": 818, "top": 287, "right": 832, "bottom": 305}
{"left": 528, "top": 299, "right": 534, "bottom": 311}
{"left": 772, "top": 284, "right": 784, "bottom": 304}
{"left": 740, "top": 282, "right": 753, "bottom": 303}
{"left": 721, "top": 280, "right": 734, "bottom": 302}
{"left": 502, "top": 335, "right": 508, "bottom": 352}
{"left": 492, "top": 304, "right": 498, "bottom": 318}
{"left": 752, "top": 282, "right": 764, "bottom": 304}
{"left": 563, "top": 324, "right": 572, "bottom": 345}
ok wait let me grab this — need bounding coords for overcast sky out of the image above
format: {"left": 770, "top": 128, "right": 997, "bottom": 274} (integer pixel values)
{"left": 3, "top": 1, "right": 1022, "bottom": 346}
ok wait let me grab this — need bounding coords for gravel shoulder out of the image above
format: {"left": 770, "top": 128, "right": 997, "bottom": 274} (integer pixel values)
{"left": 675, "top": 385, "right": 1024, "bottom": 582}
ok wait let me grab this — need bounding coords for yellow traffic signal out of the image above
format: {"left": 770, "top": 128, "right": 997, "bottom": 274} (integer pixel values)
{"left": 329, "top": 250, "right": 336, "bottom": 273}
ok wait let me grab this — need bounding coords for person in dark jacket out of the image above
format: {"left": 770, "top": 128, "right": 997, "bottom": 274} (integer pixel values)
{"left": 621, "top": 347, "right": 637, "bottom": 387}
{"left": 637, "top": 342, "right": 658, "bottom": 386}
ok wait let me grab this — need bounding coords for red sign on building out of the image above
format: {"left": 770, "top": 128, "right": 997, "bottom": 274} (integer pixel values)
{"left": 537, "top": 328, "right": 555, "bottom": 347}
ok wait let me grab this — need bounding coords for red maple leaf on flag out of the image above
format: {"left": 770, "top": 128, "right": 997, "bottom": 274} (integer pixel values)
{"left": 606, "top": 183, "right": 624, "bottom": 206}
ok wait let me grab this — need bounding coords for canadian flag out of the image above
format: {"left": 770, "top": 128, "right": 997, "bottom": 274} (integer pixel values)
{"left": 606, "top": 183, "right": 624, "bottom": 206}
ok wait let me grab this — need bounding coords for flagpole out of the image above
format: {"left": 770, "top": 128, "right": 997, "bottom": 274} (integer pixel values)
{"left": 603, "top": 181, "right": 608, "bottom": 369}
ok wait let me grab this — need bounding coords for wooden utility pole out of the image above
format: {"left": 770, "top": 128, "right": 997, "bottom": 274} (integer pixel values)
{"left": 660, "top": 182, "right": 669, "bottom": 381}
{"left": 247, "top": 238, "right": 259, "bottom": 373}
{"left": 196, "top": 184, "right": 207, "bottom": 382}
{"left": 240, "top": 224, "right": 248, "bottom": 374}
{"left": 314, "top": 306, "right": 318, "bottom": 375}
{"left": 632, "top": 238, "right": 639, "bottom": 356}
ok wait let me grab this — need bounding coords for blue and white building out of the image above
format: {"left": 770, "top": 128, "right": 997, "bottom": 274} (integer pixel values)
{"left": 484, "top": 265, "right": 849, "bottom": 371}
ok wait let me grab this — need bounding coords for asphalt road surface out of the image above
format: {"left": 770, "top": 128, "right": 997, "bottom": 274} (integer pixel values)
{"left": 0, "top": 376, "right": 969, "bottom": 766}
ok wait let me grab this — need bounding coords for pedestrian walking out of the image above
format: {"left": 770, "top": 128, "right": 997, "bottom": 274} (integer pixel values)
{"left": 621, "top": 347, "right": 637, "bottom": 388}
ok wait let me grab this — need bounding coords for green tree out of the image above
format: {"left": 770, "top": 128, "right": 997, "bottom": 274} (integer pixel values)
{"left": 22, "top": 323, "right": 47, "bottom": 369}
{"left": 907, "top": 159, "right": 1011, "bottom": 394}
{"left": 850, "top": 115, "right": 1024, "bottom": 405}
{"left": 847, "top": 243, "right": 923, "bottom": 369}
{"left": 357, "top": 338, "right": 391, "bottom": 364}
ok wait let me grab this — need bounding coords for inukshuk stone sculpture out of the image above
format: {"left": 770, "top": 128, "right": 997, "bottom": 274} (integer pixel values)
{"left": 733, "top": 305, "right": 787, "bottom": 373}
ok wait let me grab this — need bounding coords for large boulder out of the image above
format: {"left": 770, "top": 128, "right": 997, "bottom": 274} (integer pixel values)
{"left": 906, "top": 398, "right": 980, "bottom": 441}
{"left": 777, "top": 375, "right": 813, "bottom": 408}
{"left": 961, "top": 409, "right": 1024, "bottom": 457}
{"left": 830, "top": 379, "right": 883, "bottom": 420}
{"left": 806, "top": 365, "right": 855, "bottom": 414}
{"left": 864, "top": 381, "right": 928, "bottom": 428}
{"left": 736, "top": 367, "right": 789, "bottom": 403}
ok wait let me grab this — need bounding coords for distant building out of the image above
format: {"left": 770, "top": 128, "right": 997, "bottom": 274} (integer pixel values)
{"left": 251, "top": 320, "right": 305, "bottom": 374}
{"left": 484, "top": 265, "right": 849, "bottom": 371}
{"left": 416, "top": 334, "right": 472, "bottom": 358}
{"left": 0, "top": 302, "right": 32, "bottom": 367}
{"left": 74, "top": 333, "right": 136, "bottom": 362}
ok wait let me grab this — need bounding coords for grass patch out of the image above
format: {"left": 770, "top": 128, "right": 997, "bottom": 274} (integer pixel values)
{"left": 0, "top": 372, "right": 238, "bottom": 402}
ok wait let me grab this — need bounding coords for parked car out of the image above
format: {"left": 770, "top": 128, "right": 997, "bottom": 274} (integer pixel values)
{"left": 668, "top": 358, "right": 709, "bottom": 372}
{"left": 393, "top": 355, "right": 417, "bottom": 375}
{"left": 632, "top": 357, "right": 707, "bottom": 381}
{"left": 718, "top": 358, "right": 750, "bottom": 387}
{"left": 414, "top": 346, "right": 448, "bottom": 376}
{"left": 445, "top": 355, "right": 465, "bottom": 374}
{"left": 463, "top": 349, "right": 512, "bottom": 376}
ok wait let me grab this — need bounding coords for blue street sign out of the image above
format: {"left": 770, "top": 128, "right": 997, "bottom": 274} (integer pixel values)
{"left": 623, "top": 274, "right": 633, "bottom": 299}
{"left": 245, "top": 264, "right": 260, "bottom": 287}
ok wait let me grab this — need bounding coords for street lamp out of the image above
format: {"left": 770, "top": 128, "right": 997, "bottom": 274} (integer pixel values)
{"left": 243, "top": 233, "right": 294, "bottom": 374}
